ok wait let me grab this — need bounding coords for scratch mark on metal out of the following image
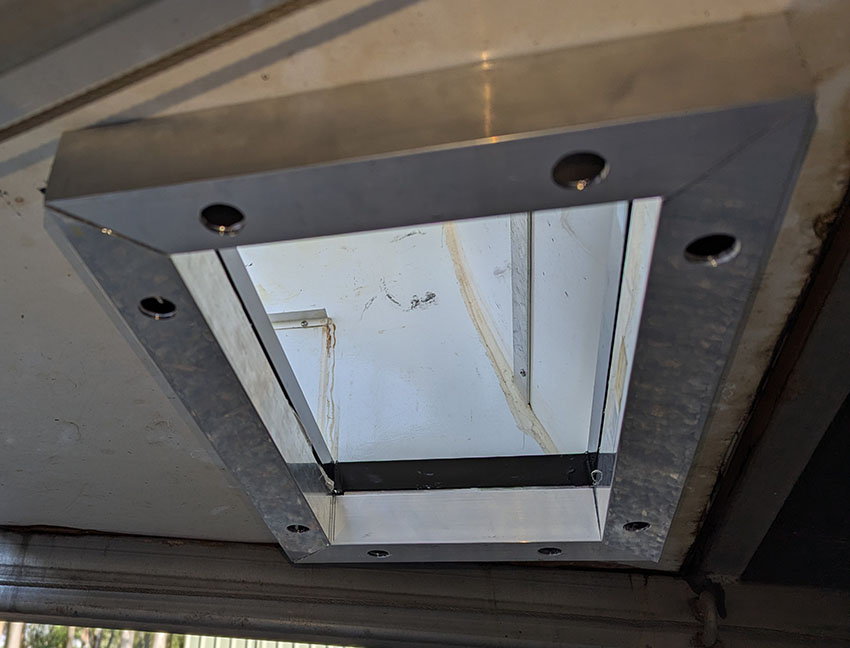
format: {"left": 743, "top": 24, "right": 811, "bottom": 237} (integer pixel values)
{"left": 360, "top": 295, "right": 377, "bottom": 319}
{"left": 53, "top": 418, "right": 82, "bottom": 442}
{"left": 381, "top": 278, "right": 401, "bottom": 307}
{"left": 66, "top": 481, "right": 88, "bottom": 510}
{"left": 560, "top": 210, "right": 592, "bottom": 256}
{"left": 444, "top": 222, "right": 559, "bottom": 454}
{"left": 391, "top": 229, "right": 426, "bottom": 242}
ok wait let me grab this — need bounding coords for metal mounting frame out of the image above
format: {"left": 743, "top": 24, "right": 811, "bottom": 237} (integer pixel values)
{"left": 3, "top": 529, "right": 850, "bottom": 648}
{"left": 44, "top": 16, "right": 814, "bottom": 564}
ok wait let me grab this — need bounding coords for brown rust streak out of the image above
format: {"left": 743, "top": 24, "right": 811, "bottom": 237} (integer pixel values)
{"left": 317, "top": 320, "right": 338, "bottom": 457}
{"left": 443, "top": 222, "right": 559, "bottom": 454}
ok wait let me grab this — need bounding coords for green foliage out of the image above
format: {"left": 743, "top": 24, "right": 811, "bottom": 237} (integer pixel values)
{"left": 25, "top": 625, "right": 68, "bottom": 648}
{"left": 7, "top": 625, "right": 186, "bottom": 648}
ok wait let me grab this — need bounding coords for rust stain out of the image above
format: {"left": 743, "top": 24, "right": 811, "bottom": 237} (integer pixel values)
{"left": 391, "top": 229, "right": 426, "bottom": 242}
{"left": 443, "top": 222, "right": 559, "bottom": 454}
{"left": 317, "top": 320, "right": 338, "bottom": 457}
{"left": 254, "top": 282, "right": 272, "bottom": 304}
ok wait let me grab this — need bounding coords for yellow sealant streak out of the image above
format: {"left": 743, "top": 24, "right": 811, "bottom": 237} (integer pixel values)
{"left": 443, "top": 222, "right": 559, "bottom": 454}
{"left": 317, "top": 320, "right": 339, "bottom": 457}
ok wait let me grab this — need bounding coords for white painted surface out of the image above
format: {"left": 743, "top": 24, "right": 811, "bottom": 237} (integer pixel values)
{"left": 239, "top": 203, "right": 631, "bottom": 462}
{"left": 531, "top": 205, "right": 627, "bottom": 446}
{"left": 244, "top": 219, "right": 536, "bottom": 461}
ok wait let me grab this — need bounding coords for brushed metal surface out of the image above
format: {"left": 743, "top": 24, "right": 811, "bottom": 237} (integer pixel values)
{"left": 331, "top": 488, "right": 600, "bottom": 545}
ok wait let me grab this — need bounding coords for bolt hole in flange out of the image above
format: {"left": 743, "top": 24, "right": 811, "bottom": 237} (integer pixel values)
{"left": 623, "top": 521, "right": 651, "bottom": 532}
{"left": 368, "top": 549, "right": 391, "bottom": 558}
{"left": 552, "top": 152, "right": 608, "bottom": 190}
{"left": 138, "top": 296, "right": 176, "bottom": 320}
{"left": 200, "top": 203, "right": 245, "bottom": 235}
{"left": 286, "top": 524, "right": 310, "bottom": 534}
{"left": 684, "top": 234, "right": 740, "bottom": 267}
{"left": 538, "top": 547, "right": 563, "bottom": 556}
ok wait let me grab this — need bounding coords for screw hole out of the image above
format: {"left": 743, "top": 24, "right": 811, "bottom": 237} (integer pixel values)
{"left": 552, "top": 152, "right": 608, "bottom": 190}
{"left": 138, "top": 296, "right": 176, "bottom": 320}
{"left": 684, "top": 234, "right": 739, "bottom": 266}
{"left": 538, "top": 547, "right": 562, "bottom": 556}
{"left": 367, "top": 549, "right": 391, "bottom": 558}
{"left": 286, "top": 524, "right": 310, "bottom": 534}
{"left": 200, "top": 203, "right": 245, "bottom": 235}
{"left": 623, "top": 521, "right": 651, "bottom": 532}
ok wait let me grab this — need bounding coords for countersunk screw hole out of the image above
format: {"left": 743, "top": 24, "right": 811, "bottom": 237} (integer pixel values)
{"left": 368, "top": 549, "right": 391, "bottom": 558}
{"left": 286, "top": 524, "right": 310, "bottom": 534}
{"left": 684, "top": 234, "right": 740, "bottom": 266}
{"left": 552, "top": 152, "right": 608, "bottom": 190}
{"left": 138, "top": 296, "right": 176, "bottom": 320}
{"left": 623, "top": 521, "right": 651, "bottom": 532}
{"left": 200, "top": 203, "right": 245, "bottom": 235}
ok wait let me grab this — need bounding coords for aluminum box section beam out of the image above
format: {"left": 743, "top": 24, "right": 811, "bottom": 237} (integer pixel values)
{"left": 1, "top": 531, "right": 849, "bottom": 648}
{"left": 45, "top": 16, "right": 814, "bottom": 564}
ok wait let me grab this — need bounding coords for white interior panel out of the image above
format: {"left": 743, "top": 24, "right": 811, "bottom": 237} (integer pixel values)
{"left": 238, "top": 204, "right": 632, "bottom": 463}
{"left": 452, "top": 214, "right": 514, "bottom": 366}
{"left": 241, "top": 220, "right": 528, "bottom": 461}
{"left": 530, "top": 204, "right": 627, "bottom": 446}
